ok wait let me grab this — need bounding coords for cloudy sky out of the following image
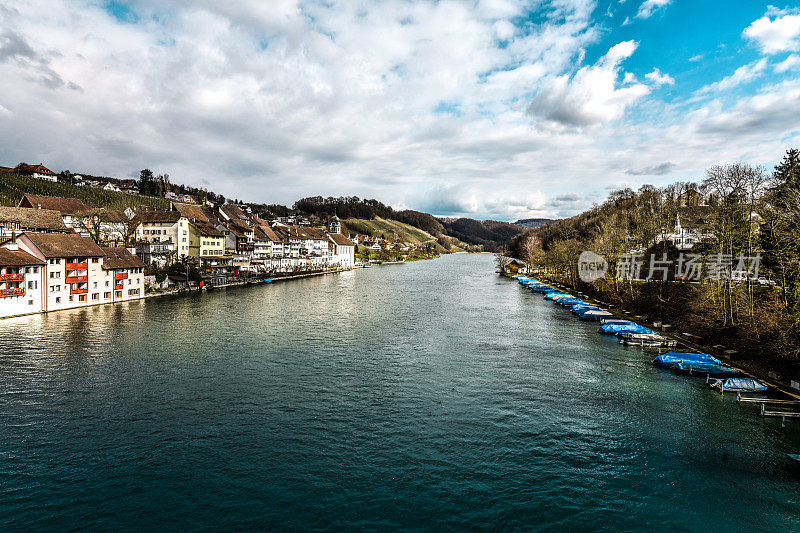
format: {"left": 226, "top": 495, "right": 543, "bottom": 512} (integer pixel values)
{"left": 1, "top": 1, "right": 799, "bottom": 220}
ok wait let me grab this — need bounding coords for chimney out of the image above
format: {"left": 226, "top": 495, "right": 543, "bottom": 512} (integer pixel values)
{"left": 37, "top": 204, "right": 42, "bottom": 209}
{"left": 6, "top": 231, "right": 18, "bottom": 251}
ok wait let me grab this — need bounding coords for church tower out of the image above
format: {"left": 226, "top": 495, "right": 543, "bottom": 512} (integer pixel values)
{"left": 329, "top": 215, "right": 341, "bottom": 234}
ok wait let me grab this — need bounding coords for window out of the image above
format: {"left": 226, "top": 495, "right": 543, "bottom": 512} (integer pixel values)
{"left": 104, "top": 292, "right": 111, "bottom": 299}
{"left": 28, "top": 281, "right": 37, "bottom": 289}
{"left": 55, "top": 297, "right": 61, "bottom": 304}
{"left": 69, "top": 295, "right": 74, "bottom": 302}
{"left": 92, "top": 258, "right": 99, "bottom": 263}
{"left": 78, "top": 294, "right": 86, "bottom": 302}
{"left": 128, "top": 288, "right": 140, "bottom": 296}
{"left": 93, "top": 282, "right": 97, "bottom": 288}
{"left": 28, "top": 300, "right": 34, "bottom": 306}
{"left": 92, "top": 293, "right": 99, "bottom": 300}
{"left": 105, "top": 281, "right": 110, "bottom": 287}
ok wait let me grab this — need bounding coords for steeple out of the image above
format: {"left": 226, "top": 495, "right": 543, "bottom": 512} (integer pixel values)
{"left": 329, "top": 213, "right": 341, "bottom": 234}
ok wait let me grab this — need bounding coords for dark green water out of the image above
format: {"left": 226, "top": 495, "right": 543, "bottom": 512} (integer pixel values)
{"left": 2, "top": 253, "right": 800, "bottom": 530}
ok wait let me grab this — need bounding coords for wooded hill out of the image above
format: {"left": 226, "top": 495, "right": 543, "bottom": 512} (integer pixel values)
{"left": 508, "top": 148, "right": 800, "bottom": 372}
{"left": 293, "top": 196, "right": 525, "bottom": 251}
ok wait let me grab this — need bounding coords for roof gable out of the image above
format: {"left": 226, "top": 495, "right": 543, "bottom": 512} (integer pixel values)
{"left": 22, "top": 232, "right": 105, "bottom": 257}
{"left": 19, "top": 194, "right": 91, "bottom": 215}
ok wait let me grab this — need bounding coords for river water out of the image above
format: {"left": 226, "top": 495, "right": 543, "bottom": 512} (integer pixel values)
{"left": 1, "top": 253, "right": 799, "bottom": 530}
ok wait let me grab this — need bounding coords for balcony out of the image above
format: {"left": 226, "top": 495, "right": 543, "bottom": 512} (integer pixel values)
{"left": 66, "top": 261, "right": 88, "bottom": 271}
{"left": 115, "top": 272, "right": 128, "bottom": 280}
{"left": 0, "top": 288, "right": 25, "bottom": 298}
{"left": 65, "top": 274, "right": 88, "bottom": 284}
{"left": 70, "top": 283, "right": 88, "bottom": 295}
{"left": 0, "top": 273, "right": 24, "bottom": 283}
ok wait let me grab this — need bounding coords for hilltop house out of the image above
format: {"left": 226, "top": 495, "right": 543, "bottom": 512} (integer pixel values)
{"left": 12, "top": 163, "right": 58, "bottom": 182}
{"left": 661, "top": 206, "right": 716, "bottom": 250}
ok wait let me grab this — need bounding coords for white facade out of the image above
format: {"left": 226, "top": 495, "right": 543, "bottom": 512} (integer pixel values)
{"left": 33, "top": 172, "right": 58, "bottom": 182}
{"left": 0, "top": 247, "right": 45, "bottom": 318}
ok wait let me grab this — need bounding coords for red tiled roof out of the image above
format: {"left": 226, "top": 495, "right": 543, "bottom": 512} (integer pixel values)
{"left": 0, "top": 247, "right": 45, "bottom": 266}
{"left": 22, "top": 232, "right": 105, "bottom": 258}
{"left": 18, "top": 194, "right": 91, "bottom": 215}
{"left": 0, "top": 206, "right": 69, "bottom": 231}
{"left": 13, "top": 163, "right": 56, "bottom": 176}
{"left": 101, "top": 247, "right": 146, "bottom": 269}
{"left": 329, "top": 233, "right": 354, "bottom": 246}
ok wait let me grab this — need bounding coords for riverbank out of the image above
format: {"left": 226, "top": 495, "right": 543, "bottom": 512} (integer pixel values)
{"left": 514, "top": 273, "right": 800, "bottom": 401}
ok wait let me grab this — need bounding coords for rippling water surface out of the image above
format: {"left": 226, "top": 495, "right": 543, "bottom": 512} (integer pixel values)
{"left": 2, "top": 253, "right": 800, "bottom": 530}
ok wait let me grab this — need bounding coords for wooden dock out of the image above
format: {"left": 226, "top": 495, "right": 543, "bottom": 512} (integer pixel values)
{"left": 738, "top": 397, "right": 800, "bottom": 405}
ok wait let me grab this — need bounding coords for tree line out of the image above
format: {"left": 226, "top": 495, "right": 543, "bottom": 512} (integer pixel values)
{"left": 508, "top": 148, "right": 800, "bottom": 365}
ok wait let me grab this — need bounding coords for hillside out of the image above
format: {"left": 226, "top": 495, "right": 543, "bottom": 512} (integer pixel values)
{"left": 0, "top": 172, "right": 170, "bottom": 210}
{"left": 439, "top": 218, "right": 525, "bottom": 251}
{"left": 342, "top": 217, "right": 471, "bottom": 252}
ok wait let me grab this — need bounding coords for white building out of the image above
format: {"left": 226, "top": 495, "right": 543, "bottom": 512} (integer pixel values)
{"left": 15, "top": 232, "right": 109, "bottom": 312}
{"left": 134, "top": 210, "right": 191, "bottom": 259}
{"left": 0, "top": 245, "right": 45, "bottom": 318}
{"left": 328, "top": 233, "right": 355, "bottom": 269}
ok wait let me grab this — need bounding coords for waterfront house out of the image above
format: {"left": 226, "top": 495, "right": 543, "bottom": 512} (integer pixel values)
{"left": 101, "top": 247, "right": 146, "bottom": 302}
{"left": 14, "top": 232, "right": 108, "bottom": 312}
{"left": 0, "top": 206, "right": 71, "bottom": 241}
{"left": 328, "top": 233, "right": 355, "bottom": 268}
{"left": 0, "top": 244, "right": 45, "bottom": 319}
{"left": 135, "top": 241, "right": 175, "bottom": 267}
{"left": 191, "top": 221, "right": 225, "bottom": 264}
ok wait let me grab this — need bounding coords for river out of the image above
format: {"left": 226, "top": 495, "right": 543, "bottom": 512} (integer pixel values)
{"left": 1, "top": 253, "right": 799, "bottom": 530}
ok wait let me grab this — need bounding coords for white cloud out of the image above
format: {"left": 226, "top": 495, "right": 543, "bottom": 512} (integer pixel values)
{"left": 645, "top": 68, "right": 674, "bottom": 86}
{"left": 775, "top": 54, "right": 800, "bottom": 72}
{"left": 528, "top": 40, "right": 649, "bottom": 127}
{"left": 0, "top": 1, "right": 799, "bottom": 221}
{"left": 695, "top": 58, "right": 768, "bottom": 95}
{"left": 636, "top": 0, "right": 672, "bottom": 19}
{"left": 744, "top": 11, "right": 800, "bottom": 54}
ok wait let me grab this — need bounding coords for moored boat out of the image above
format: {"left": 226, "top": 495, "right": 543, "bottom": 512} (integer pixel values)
{"left": 673, "top": 361, "right": 740, "bottom": 376}
{"left": 578, "top": 310, "right": 615, "bottom": 321}
{"left": 708, "top": 377, "right": 768, "bottom": 392}
{"left": 600, "top": 323, "right": 656, "bottom": 336}
{"left": 620, "top": 333, "right": 677, "bottom": 347}
{"left": 653, "top": 352, "right": 721, "bottom": 368}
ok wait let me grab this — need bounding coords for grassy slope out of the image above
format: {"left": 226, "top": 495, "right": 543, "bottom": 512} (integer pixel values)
{"left": 0, "top": 172, "right": 170, "bottom": 210}
{"left": 342, "top": 217, "right": 467, "bottom": 252}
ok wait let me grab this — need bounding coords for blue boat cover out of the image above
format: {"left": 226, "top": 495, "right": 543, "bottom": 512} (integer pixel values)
{"left": 544, "top": 292, "right": 571, "bottom": 300}
{"left": 721, "top": 378, "right": 768, "bottom": 391}
{"left": 674, "top": 361, "right": 738, "bottom": 374}
{"left": 556, "top": 298, "right": 584, "bottom": 306}
{"left": 654, "top": 352, "right": 721, "bottom": 367}
{"left": 600, "top": 323, "right": 656, "bottom": 335}
{"left": 572, "top": 304, "right": 600, "bottom": 313}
